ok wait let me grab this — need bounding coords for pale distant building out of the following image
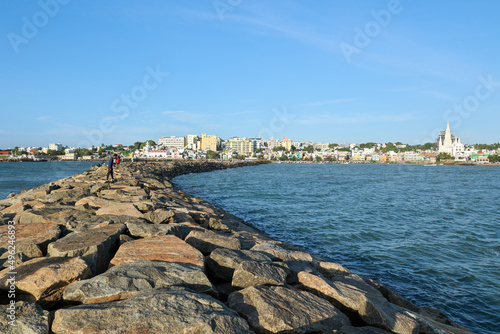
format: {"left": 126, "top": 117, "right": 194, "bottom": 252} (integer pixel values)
{"left": 226, "top": 138, "right": 254, "bottom": 154}
{"left": 158, "top": 136, "right": 186, "bottom": 149}
{"left": 200, "top": 134, "right": 218, "bottom": 151}
{"left": 248, "top": 138, "right": 264, "bottom": 150}
{"left": 186, "top": 135, "right": 199, "bottom": 150}
{"left": 404, "top": 151, "right": 419, "bottom": 161}
{"left": 437, "top": 123, "right": 464, "bottom": 156}
{"left": 49, "top": 143, "right": 62, "bottom": 151}
{"left": 267, "top": 138, "right": 280, "bottom": 150}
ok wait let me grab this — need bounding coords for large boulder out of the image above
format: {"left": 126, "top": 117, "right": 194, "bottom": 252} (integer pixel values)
{"left": 53, "top": 287, "right": 253, "bottom": 334}
{"left": 64, "top": 260, "right": 215, "bottom": 304}
{"left": 143, "top": 208, "right": 175, "bottom": 224}
{"left": 0, "top": 223, "right": 60, "bottom": 254}
{"left": 251, "top": 241, "right": 313, "bottom": 262}
{"left": 110, "top": 235, "right": 204, "bottom": 267}
{"left": 47, "top": 224, "right": 125, "bottom": 275}
{"left": 185, "top": 230, "right": 241, "bottom": 254}
{"left": 125, "top": 221, "right": 192, "bottom": 239}
{"left": 298, "top": 271, "right": 420, "bottom": 334}
{"left": 232, "top": 261, "right": 288, "bottom": 289}
{"left": 95, "top": 203, "right": 143, "bottom": 218}
{"left": 74, "top": 196, "right": 115, "bottom": 209}
{"left": 228, "top": 285, "right": 350, "bottom": 333}
{"left": 0, "top": 301, "right": 49, "bottom": 334}
{"left": 207, "top": 248, "right": 275, "bottom": 281}
{"left": 0, "top": 257, "right": 91, "bottom": 307}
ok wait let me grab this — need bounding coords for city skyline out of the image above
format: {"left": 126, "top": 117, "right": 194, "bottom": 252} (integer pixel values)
{"left": 2, "top": 1, "right": 500, "bottom": 148}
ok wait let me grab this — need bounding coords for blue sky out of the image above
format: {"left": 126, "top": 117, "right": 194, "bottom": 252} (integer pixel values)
{"left": 1, "top": 0, "right": 500, "bottom": 148}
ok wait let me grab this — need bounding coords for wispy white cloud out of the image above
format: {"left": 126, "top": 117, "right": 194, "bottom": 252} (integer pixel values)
{"left": 303, "top": 98, "right": 359, "bottom": 107}
{"left": 37, "top": 115, "right": 50, "bottom": 121}
{"left": 223, "top": 110, "right": 261, "bottom": 116}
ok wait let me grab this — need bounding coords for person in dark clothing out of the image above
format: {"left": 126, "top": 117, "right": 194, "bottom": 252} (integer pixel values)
{"left": 107, "top": 154, "right": 117, "bottom": 181}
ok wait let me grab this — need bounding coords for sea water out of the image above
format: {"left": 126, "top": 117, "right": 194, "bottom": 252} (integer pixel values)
{"left": 174, "top": 163, "right": 500, "bottom": 333}
{"left": 0, "top": 161, "right": 94, "bottom": 199}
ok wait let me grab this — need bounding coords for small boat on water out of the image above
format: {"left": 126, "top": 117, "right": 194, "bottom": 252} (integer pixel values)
{"left": 423, "top": 164, "right": 437, "bottom": 167}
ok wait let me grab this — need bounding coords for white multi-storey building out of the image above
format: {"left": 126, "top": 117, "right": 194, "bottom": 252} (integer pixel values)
{"left": 158, "top": 136, "right": 186, "bottom": 149}
{"left": 49, "top": 143, "right": 62, "bottom": 151}
{"left": 186, "top": 135, "right": 199, "bottom": 150}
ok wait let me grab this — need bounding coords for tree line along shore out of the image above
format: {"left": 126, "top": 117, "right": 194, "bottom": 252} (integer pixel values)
{"left": 0, "top": 161, "right": 473, "bottom": 333}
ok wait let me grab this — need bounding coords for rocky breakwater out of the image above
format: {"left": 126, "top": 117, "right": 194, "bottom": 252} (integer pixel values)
{"left": 0, "top": 160, "right": 473, "bottom": 334}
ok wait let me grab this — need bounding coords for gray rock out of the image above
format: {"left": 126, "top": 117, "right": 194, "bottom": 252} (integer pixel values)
{"left": 53, "top": 287, "right": 253, "bottom": 334}
{"left": 207, "top": 248, "right": 275, "bottom": 281}
{"left": 143, "top": 208, "right": 174, "bottom": 224}
{"left": 232, "top": 261, "right": 288, "bottom": 289}
{"left": 298, "top": 271, "right": 420, "bottom": 334}
{"left": 280, "top": 260, "right": 319, "bottom": 284}
{"left": 0, "top": 252, "right": 30, "bottom": 268}
{"left": 228, "top": 285, "right": 350, "bottom": 333}
{"left": 0, "top": 301, "right": 49, "bottom": 334}
{"left": 185, "top": 229, "right": 241, "bottom": 254}
{"left": 0, "top": 257, "right": 91, "bottom": 307}
{"left": 63, "top": 260, "right": 216, "bottom": 304}
{"left": 251, "top": 241, "right": 313, "bottom": 262}
{"left": 41, "top": 188, "right": 90, "bottom": 205}
{"left": 47, "top": 224, "right": 125, "bottom": 275}
{"left": 125, "top": 221, "right": 192, "bottom": 239}
{"left": 89, "top": 182, "right": 110, "bottom": 194}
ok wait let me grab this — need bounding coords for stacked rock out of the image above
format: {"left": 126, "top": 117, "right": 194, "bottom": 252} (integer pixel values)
{"left": 0, "top": 161, "right": 472, "bottom": 333}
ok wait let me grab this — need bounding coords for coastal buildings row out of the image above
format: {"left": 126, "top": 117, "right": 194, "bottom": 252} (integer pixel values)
{"left": 2, "top": 124, "right": 498, "bottom": 163}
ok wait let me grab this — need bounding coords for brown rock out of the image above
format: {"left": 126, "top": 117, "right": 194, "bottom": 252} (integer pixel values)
{"left": 185, "top": 229, "right": 241, "bottom": 254}
{"left": 53, "top": 287, "right": 252, "bottom": 334}
{"left": 251, "top": 241, "right": 313, "bottom": 262}
{"left": 63, "top": 261, "right": 215, "bottom": 304}
{"left": 143, "top": 208, "right": 174, "bottom": 224}
{"left": 125, "top": 221, "right": 192, "bottom": 239}
{"left": 0, "top": 223, "right": 60, "bottom": 254}
{"left": 0, "top": 257, "right": 91, "bottom": 307}
{"left": 74, "top": 196, "right": 115, "bottom": 208}
{"left": 0, "top": 200, "right": 44, "bottom": 214}
{"left": 110, "top": 235, "right": 204, "bottom": 267}
{"left": 47, "top": 224, "right": 125, "bottom": 275}
{"left": 232, "top": 261, "right": 288, "bottom": 289}
{"left": 207, "top": 248, "right": 275, "bottom": 281}
{"left": 228, "top": 285, "right": 350, "bottom": 333}
{"left": 0, "top": 301, "right": 49, "bottom": 334}
{"left": 119, "top": 234, "right": 134, "bottom": 245}
{"left": 298, "top": 271, "right": 420, "bottom": 334}
{"left": 95, "top": 203, "right": 143, "bottom": 218}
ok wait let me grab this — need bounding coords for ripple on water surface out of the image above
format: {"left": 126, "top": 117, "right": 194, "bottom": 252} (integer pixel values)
{"left": 174, "top": 164, "right": 499, "bottom": 333}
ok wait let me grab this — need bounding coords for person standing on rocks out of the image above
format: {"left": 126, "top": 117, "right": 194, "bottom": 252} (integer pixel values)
{"left": 107, "top": 154, "right": 117, "bottom": 182}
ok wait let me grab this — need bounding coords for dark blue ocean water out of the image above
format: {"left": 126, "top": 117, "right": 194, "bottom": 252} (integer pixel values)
{"left": 0, "top": 161, "right": 93, "bottom": 199}
{"left": 174, "top": 163, "right": 500, "bottom": 333}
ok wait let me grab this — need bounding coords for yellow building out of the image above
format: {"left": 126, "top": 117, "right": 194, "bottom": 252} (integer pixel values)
{"left": 201, "top": 133, "right": 218, "bottom": 151}
{"left": 280, "top": 137, "right": 292, "bottom": 151}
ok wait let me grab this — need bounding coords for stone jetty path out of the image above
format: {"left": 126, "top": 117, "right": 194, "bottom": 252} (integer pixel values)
{"left": 0, "top": 161, "right": 473, "bottom": 333}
